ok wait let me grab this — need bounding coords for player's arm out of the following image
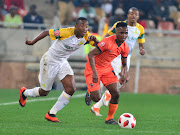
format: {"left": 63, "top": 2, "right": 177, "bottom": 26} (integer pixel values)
{"left": 139, "top": 43, "right": 145, "bottom": 55}
{"left": 25, "top": 30, "right": 49, "bottom": 45}
{"left": 103, "top": 22, "right": 118, "bottom": 38}
{"left": 88, "top": 35, "right": 99, "bottom": 46}
{"left": 103, "top": 33, "right": 110, "bottom": 38}
{"left": 119, "top": 56, "right": 128, "bottom": 85}
{"left": 138, "top": 26, "right": 145, "bottom": 55}
{"left": 88, "top": 47, "right": 101, "bottom": 83}
{"left": 119, "top": 43, "right": 129, "bottom": 85}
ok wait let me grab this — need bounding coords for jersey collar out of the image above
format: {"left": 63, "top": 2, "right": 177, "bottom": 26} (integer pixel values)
{"left": 115, "top": 39, "right": 122, "bottom": 47}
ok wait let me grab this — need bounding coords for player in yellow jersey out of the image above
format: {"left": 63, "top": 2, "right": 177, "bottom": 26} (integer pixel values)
{"left": 19, "top": 17, "right": 98, "bottom": 122}
{"left": 85, "top": 7, "right": 146, "bottom": 116}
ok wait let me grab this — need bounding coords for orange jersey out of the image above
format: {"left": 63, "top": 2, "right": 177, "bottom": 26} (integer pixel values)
{"left": 86, "top": 35, "right": 129, "bottom": 70}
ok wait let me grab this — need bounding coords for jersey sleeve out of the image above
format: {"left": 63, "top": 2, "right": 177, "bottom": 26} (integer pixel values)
{"left": 107, "top": 22, "right": 117, "bottom": 36}
{"left": 138, "top": 25, "right": 145, "bottom": 43}
{"left": 96, "top": 38, "right": 109, "bottom": 52}
{"left": 84, "top": 31, "right": 95, "bottom": 46}
{"left": 49, "top": 28, "right": 61, "bottom": 40}
{"left": 49, "top": 28, "right": 74, "bottom": 40}
{"left": 121, "top": 42, "right": 129, "bottom": 58}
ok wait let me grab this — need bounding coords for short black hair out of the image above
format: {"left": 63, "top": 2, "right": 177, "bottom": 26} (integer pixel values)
{"left": 116, "top": 22, "right": 127, "bottom": 29}
{"left": 76, "top": 17, "right": 87, "bottom": 25}
{"left": 128, "top": 7, "right": 139, "bottom": 13}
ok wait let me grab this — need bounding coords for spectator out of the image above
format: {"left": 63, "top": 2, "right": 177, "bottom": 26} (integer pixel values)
{"left": 78, "top": 1, "right": 97, "bottom": 32}
{"left": 150, "top": 0, "right": 174, "bottom": 28}
{"left": 58, "top": 0, "right": 75, "bottom": 25}
{"left": 109, "top": 7, "right": 125, "bottom": 26}
{"left": 4, "top": 0, "right": 26, "bottom": 17}
{"left": 112, "top": 0, "right": 130, "bottom": 15}
{"left": 4, "top": 0, "right": 25, "bottom": 11}
{"left": 23, "top": 5, "right": 44, "bottom": 29}
{"left": 0, "top": 7, "right": 5, "bottom": 27}
{"left": 101, "top": 0, "right": 113, "bottom": 18}
{"left": 175, "top": 0, "right": 180, "bottom": 11}
{"left": 3, "top": 5, "right": 22, "bottom": 28}
{"left": 89, "top": 0, "right": 102, "bottom": 7}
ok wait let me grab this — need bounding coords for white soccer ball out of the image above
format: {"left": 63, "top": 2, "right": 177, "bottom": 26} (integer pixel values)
{"left": 118, "top": 113, "right": 136, "bottom": 129}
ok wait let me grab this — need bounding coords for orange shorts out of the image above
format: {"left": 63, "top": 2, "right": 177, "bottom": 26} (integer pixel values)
{"left": 84, "top": 66, "right": 118, "bottom": 92}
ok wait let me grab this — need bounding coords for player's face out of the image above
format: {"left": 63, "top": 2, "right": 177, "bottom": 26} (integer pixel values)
{"left": 116, "top": 27, "right": 128, "bottom": 43}
{"left": 128, "top": 9, "right": 139, "bottom": 23}
{"left": 75, "top": 20, "right": 89, "bottom": 37}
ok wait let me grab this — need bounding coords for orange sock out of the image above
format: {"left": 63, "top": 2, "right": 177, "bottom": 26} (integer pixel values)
{"left": 106, "top": 103, "right": 118, "bottom": 121}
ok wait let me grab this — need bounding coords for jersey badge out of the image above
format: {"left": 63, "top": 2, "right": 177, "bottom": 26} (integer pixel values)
{"left": 54, "top": 30, "right": 60, "bottom": 38}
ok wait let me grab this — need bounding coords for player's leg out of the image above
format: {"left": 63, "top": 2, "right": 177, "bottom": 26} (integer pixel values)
{"left": 46, "top": 61, "right": 75, "bottom": 122}
{"left": 105, "top": 82, "right": 119, "bottom": 124}
{"left": 100, "top": 55, "right": 122, "bottom": 107}
{"left": 85, "top": 82, "right": 106, "bottom": 106}
{"left": 89, "top": 90, "right": 103, "bottom": 116}
{"left": 19, "top": 53, "right": 56, "bottom": 107}
{"left": 85, "top": 69, "right": 102, "bottom": 116}
{"left": 101, "top": 55, "right": 131, "bottom": 107}
{"left": 85, "top": 91, "right": 92, "bottom": 106}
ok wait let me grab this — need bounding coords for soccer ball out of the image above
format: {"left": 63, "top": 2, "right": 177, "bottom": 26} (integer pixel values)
{"left": 118, "top": 113, "right": 136, "bottom": 129}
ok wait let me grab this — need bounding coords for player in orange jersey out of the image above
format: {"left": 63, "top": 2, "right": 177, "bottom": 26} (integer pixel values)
{"left": 84, "top": 22, "right": 129, "bottom": 124}
{"left": 85, "top": 7, "right": 146, "bottom": 112}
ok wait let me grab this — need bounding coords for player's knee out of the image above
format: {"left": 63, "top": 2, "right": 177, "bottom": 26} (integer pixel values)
{"left": 91, "top": 96, "right": 101, "bottom": 102}
{"left": 64, "top": 86, "right": 76, "bottom": 96}
{"left": 111, "top": 91, "right": 120, "bottom": 100}
{"left": 39, "top": 88, "right": 50, "bottom": 96}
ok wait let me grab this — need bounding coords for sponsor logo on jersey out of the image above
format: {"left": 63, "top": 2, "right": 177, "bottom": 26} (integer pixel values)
{"left": 64, "top": 45, "right": 78, "bottom": 51}
{"left": 78, "top": 41, "right": 84, "bottom": 45}
{"left": 99, "top": 42, "right": 105, "bottom": 47}
{"left": 133, "top": 29, "right": 138, "bottom": 35}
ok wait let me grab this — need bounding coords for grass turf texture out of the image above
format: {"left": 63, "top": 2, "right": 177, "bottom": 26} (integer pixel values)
{"left": 0, "top": 89, "right": 180, "bottom": 135}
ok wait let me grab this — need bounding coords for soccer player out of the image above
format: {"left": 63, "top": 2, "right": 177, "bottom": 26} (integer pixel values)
{"left": 85, "top": 22, "right": 129, "bottom": 124}
{"left": 85, "top": 7, "right": 146, "bottom": 115}
{"left": 19, "top": 17, "right": 98, "bottom": 122}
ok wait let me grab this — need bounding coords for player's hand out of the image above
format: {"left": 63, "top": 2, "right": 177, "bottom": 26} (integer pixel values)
{"left": 88, "top": 35, "right": 98, "bottom": 43}
{"left": 92, "top": 72, "right": 98, "bottom": 83}
{"left": 25, "top": 36, "right": 34, "bottom": 45}
{"left": 119, "top": 73, "right": 130, "bottom": 88}
{"left": 119, "top": 66, "right": 128, "bottom": 86}
{"left": 139, "top": 48, "right": 145, "bottom": 55}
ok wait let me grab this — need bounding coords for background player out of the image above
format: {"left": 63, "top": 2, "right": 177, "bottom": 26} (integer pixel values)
{"left": 86, "top": 7, "right": 146, "bottom": 116}
{"left": 85, "top": 22, "right": 129, "bottom": 124}
{"left": 19, "top": 17, "right": 98, "bottom": 122}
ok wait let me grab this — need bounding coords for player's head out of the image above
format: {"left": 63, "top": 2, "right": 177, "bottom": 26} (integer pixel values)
{"left": 127, "top": 7, "right": 139, "bottom": 23}
{"left": 75, "top": 17, "right": 89, "bottom": 37}
{"left": 116, "top": 22, "right": 128, "bottom": 43}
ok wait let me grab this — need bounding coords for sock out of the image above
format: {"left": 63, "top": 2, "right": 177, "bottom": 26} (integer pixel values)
{"left": 93, "top": 93, "right": 104, "bottom": 108}
{"left": 49, "top": 91, "right": 71, "bottom": 115}
{"left": 103, "top": 90, "right": 111, "bottom": 105}
{"left": 23, "top": 87, "right": 40, "bottom": 97}
{"left": 106, "top": 103, "right": 118, "bottom": 121}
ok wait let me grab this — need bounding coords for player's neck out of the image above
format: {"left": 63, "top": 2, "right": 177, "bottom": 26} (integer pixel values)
{"left": 74, "top": 30, "right": 83, "bottom": 38}
{"left": 116, "top": 39, "right": 123, "bottom": 46}
{"left": 127, "top": 20, "right": 136, "bottom": 26}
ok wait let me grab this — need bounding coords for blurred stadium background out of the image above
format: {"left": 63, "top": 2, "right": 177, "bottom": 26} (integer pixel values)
{"left": 0, "top": 0, "right": 180, "bottom": 95}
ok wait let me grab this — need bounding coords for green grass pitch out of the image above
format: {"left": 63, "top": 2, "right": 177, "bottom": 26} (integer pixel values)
{"left": 0, "top": 89, "right": 180, "bottom": 135}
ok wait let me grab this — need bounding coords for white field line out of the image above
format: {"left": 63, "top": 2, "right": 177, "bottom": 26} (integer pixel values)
{"left": 104, "top": 129, "right": 178, "bottom": 134}
{"left": 0, "top": 93, "right": 85, "bottom": 106}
